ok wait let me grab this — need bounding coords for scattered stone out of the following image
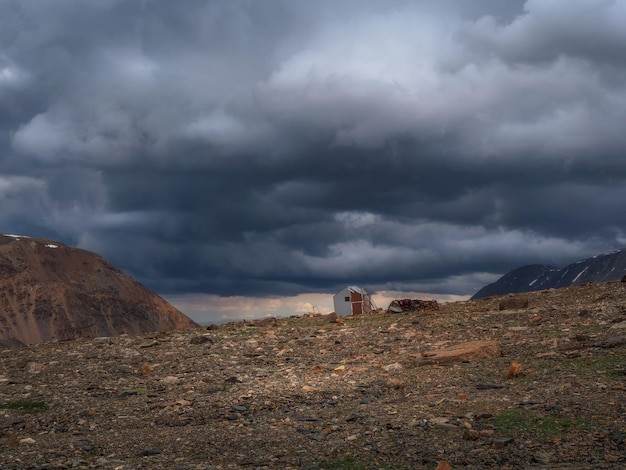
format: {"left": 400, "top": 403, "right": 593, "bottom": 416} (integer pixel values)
{"left": 382, "top": 362, "right": 403, "bottom": 372}
{"left": 424, "top": 393, "right": 443, "bottom": 399}
{"left": 498, "top": 297, "right": 529, "bottom": 310}
{"left": 161, "top": 376, "right": 180, "bottom": 385}
{"left": 533, "top": 451, "right": 551, "bottom": 464}
{"left": 596, "top": 335, "right": 626, "bottom": 348}
{"left": 430, "top": 417, "right": 451, "bottom": 425}
{"left": 154, "top": 331, "right": 170, "bottom": 341}
{"left": 25, "top": 362, "right": 44, "bottom": 374}
{"left": 291, "top": 413, "right": 319, "bottom": 422}
{"left": 463, "top": 429, "right": 480, "bottom": 441}
{"left": 507, "top": 361, "right": 523, "bottom": 379}
{"left": 476, "top": 383, "right": 504, "bottom": 390}
{"left": 419, "top": 340, "right": 501, "bottom": 364}
{"left": 518, "top": 400, "right": 541, "bottom": 407}
{"left": 19, "top": 437, "right": 36, "bottom": 445}
{"left": 190, "top": 335, "right": 213, "bottom": 345}
{"left": 492, "top": 437, "right": 515, "bottom": 449}
{"left": 250, "top": 317, "right": 277, "bottom": 327}
{"left": 140, "top": 449, "right": 162, "bottom": 456}
{"left": 386, "top": 378, "right": 405, "bottom": 389}
{"left": 118, "top": 388, "right": 146, "bottom": 397}
{"left": 535, "top": 351, "right": 558, "bottom": 358}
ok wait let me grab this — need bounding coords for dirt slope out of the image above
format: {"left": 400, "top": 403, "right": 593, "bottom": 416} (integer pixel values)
{"left": 0, "top": 281, "right": 624, "bottom": 469}
{"left": 0, "top": 234, "right": 197, "bottom": 344}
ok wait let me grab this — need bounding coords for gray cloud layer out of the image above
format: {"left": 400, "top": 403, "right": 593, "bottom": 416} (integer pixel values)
{"left": 2, "top": 0, "right": 626, "bottom": 298}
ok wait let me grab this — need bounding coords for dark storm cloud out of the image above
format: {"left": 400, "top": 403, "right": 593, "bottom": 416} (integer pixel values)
{"left": 2, "top": 0, "right": 626, "bottom": 300}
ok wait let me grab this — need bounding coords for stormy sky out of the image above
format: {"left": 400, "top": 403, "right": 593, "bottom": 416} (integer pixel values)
{"left": 2, "top": 1, "right": 626, "bottom": 321}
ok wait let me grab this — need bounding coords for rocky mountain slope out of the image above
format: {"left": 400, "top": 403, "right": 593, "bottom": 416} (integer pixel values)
{"left": 0, "top": 234, "right": 197, "bottom": 345}
{"left": 472, "top": 249, "right": 626, "bottom": 299}
{"left": 0, "top": 281, "right": 624, "bottom": 469}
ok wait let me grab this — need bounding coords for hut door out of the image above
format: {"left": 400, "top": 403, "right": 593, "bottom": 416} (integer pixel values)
{"left": 350, "top": 291, "right": 363, "bottom": 315}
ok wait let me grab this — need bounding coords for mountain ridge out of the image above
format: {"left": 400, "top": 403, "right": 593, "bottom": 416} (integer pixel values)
{"left": 472, "top": 248, "right": 626, "bottom": 299}
{"left": 0, "top": 233, "right": 197, "bottom": 344}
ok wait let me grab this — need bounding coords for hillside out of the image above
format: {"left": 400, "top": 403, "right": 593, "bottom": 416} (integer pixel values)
{"left": 472, "top": 249, "right": 626, "bottom": 299}
{"left": 0, "top": 234, "right": 197, "bottom": 344}
{"left": 0, "top": 281, "right": 624, "bottom": 469}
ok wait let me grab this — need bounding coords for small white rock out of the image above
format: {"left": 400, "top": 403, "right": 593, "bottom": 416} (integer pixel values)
{"left": 609, "top": 321, "right": 626, "bottom": 330}
{"left": 162, "top": 376, "right": 180, "bottom": 385}
{"left": 383, "top": 362, "right": 403, "bottom": 372}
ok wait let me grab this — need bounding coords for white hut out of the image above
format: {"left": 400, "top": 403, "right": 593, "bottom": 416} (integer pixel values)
{"left": 333, "top": 286, "right": 375, "bottom": 316}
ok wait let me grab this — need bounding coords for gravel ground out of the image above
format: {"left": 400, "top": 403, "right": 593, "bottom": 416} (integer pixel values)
{"left": 1, "top": 282, "right": 625, "bottom": 469}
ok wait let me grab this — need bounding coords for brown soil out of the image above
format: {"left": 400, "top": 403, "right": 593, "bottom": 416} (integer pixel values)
{"left": 0, "top": 235, "right": 197, "bottom": 344}
{"left": 1, "top": 282, "right": 625, "bottom": 469}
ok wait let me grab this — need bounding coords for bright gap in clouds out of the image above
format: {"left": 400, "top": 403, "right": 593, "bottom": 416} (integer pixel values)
{"left": 164, "top": 291, "right": 470, "bottom": 325}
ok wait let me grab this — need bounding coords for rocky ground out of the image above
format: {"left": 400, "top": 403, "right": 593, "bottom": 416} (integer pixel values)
{"left": 1, "top": 282, "right": 625, "bottom": 469}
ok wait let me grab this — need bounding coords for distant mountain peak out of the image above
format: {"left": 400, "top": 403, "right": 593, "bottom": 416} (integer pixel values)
{"left": 472, "top": 248, "right": 626, "bottom": 299}
{"left": 0, "top": 234, "right": 197, "bottom": 345}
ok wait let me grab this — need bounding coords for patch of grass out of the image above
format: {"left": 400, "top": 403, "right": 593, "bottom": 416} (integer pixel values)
{"left": 566, "top": 353, "right": 626, "bottom": 378}
{"left": 492, "top": 409, "right": 594, "bottom": 438}
{"left": 528, "top": 350, "right": 626, "bottom": 381}
{"left": 574, "top": 324, "right": 604, "bottom": 333}
{"left": 0, "top": 399, "right": 49, "bottom": 414}
{"left": 0, "top": 384, "right": 19, "bottom": 394}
